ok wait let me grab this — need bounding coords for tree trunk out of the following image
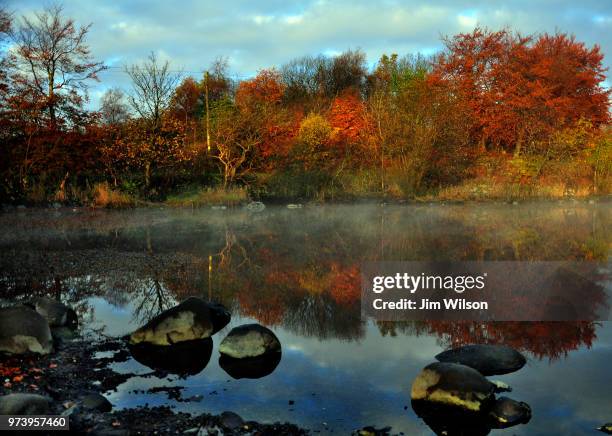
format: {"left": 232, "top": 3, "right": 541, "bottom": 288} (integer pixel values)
{"left": 514, "top": 128, "right": 525, "bottom": 158}
{"left": 144, "top": 162, "right": 151, "bottom": 188}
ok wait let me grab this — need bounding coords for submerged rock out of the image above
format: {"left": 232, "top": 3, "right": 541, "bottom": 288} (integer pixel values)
{"left": 0, "top": 306, "right": 53, "bottom": 355}
{"left": 219, "top": 323, "right": 281, "bottom": 359}
{"left": 32, "top": 296, "right": 78, "bottom": 328}
{"left": 490, "top": 380, "right": 512, "bottom": 393}
{"left": 598, "top": 423, "right": 612, "bottom": 434}
{"left": 488, "top": 397, "right": 531, "bottom": 428}
{"left": 81, "top": 393, "right": 113, "bottom": 413}
{"left": 0, "top": 393, "right": 51, "bottom": 415}
{"left": 435, "top": 344, "right": 526, "bottom": 375}
{"left": 129, "top": 338, "right": 213, "bottom": 375}
{"left": 246, "top": 201, "right": 265, "bottom": 212}
{"left": 352, "top": 426, "right": 392, "bottom": 436}
{"left": 129, "top": 297, "right": 230, "bottom": 346}
{"left": 411, "top": 362, "right": 495, "bottom": 412}
{"left": 219, "top": 411, "right": 244, "bottom": 429}
{"left": 412, "top": 393, "right": 532, "bottom": 435}
{"left": 219, "top": 351, "right": 282, "bottom": 379}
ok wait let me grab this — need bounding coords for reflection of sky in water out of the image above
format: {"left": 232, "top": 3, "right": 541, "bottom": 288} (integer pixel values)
{"left": 94, "top": 298, "right": 612, "bottom": 435}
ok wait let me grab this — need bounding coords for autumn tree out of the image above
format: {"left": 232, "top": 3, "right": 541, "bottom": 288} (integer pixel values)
{"left": 211, "top": 99, "right": 262, "bottom": 187}
{"left": 235, "top": 69, "right": 284, "bottom": 110}
{"left": 431, "top": 27, "right": 610, "bottom": 155}
{"left": 169, "top": 77, "right": 202, "bottom": 123}
{"left": 110, "top": 116, "right": 190, "bottom": 189}
{"left": 10, "top": 4, "right": 105, "bottom": 126}
{"left": 234, "top": 69, "right": 297, "bottom": 167}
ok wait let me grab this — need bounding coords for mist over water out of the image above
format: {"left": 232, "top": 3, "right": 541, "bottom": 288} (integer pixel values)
{"left": 0, "top": 202, "right": 610, "bottom": 434}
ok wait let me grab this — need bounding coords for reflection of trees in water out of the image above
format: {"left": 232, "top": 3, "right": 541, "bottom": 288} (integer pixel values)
{"left": 283, "top": 294, "right": 364, "bottom": 341}
{"left": 376, "top": 320, "right": 597, "bottom": 361}
{"left": 130, "top": 277, "right": 179, "bottom": 325}
{"left": 0, "top": 205, "right": 609, "bottom": 349}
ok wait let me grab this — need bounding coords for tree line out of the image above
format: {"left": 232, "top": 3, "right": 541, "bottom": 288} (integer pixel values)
{"left": 0, "top": 5, "right": 610, "bottom": 205}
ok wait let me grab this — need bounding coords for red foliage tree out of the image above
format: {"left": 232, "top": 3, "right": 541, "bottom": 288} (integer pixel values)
{"left": 235, "top": 69, "right": 284, "bottom": 111}
{"left": 329, "top": 89, "right": 370, "bottom": 144}
{"left": 431, "top": 27, "right": 610, "bottom": 154}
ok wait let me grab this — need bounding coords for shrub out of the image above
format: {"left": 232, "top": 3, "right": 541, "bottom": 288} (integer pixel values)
{"left": 92, "top": 182, "right": 135, "bottom": 208}
{"left": 165, "top": 186, "right": 249, "bottom": 207}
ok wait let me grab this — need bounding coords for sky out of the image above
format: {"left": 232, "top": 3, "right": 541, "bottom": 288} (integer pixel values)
{"left": 4, "top": 0, "right": 612, "bottom": 108}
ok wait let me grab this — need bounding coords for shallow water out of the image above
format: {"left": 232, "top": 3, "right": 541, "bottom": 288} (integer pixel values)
{"left": 0, "top": 202, "right": 610, "bottom": 435}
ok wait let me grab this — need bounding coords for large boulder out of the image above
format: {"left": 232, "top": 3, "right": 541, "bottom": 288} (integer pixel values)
{"left": 0, "top": 306, "right": 53, "bottom": 355}
{"left": 435, "top": 344, "right": 526, "bottom": 376}
{"left": 129, "top": 297, "right": 230, "bottom": 346}
{"left": 411, "top": 362, "right": 495, "bottom": 412}
{"left": 32, "top": 296, "right": 78, "bottom": 328}
{"left": 0, "top": 394, "right": 51, "bottom": 415}
{"left": 219, "top": 324, "right": 281, "bottom": 359}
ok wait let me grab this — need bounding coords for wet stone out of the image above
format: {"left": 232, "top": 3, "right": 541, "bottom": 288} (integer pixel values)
{"left": 435, "top": 344, "right": 527, "bottom": 375}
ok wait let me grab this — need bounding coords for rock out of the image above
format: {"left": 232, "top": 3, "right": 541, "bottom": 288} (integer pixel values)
{"left": 488, "top": 397, "right": 531, "bottom": 428}
{"left": 246, "top": 201, "right": 265, "bottom": 212}
{"left": 598, "top": 423, "right": 612, "bottom": 434}
{"left": 219, "top": 323, "right": 281, "bottom": 359}
{"left": 490, "top": 380, "right": 512, "bottom": 393}
{"left": 411, "top": 400, "right": 493, "bottom": 436}
{"left": 0, "top": 306, "right": 53, "bottom": 355}
{"left": 411, "top": 362, "right": 495, "bottom": 412}
{"left": 435, "top": 344, "right": 526, "bottom": 375}
{"left": 81, "top": 393, "right": 112, "bottom": 412}
{"left": 32, "top": 296, "right": 78, "bottom": 328}
{"left": 51, "top": 326, "right": 79, "bottom": 343}
{"left": 0, "top": 394, "right": 50, "bottom": 415}
{"left": 129, "top": 297, "right": 230, "bottom": 346}
{"left": 219, "top": 411, "right": 244, "bottom": 429}
{"left": 352, "top": 426, "right": 392, "bottom": 436}
{"left": 219, "top": 351, "right": 281, "bottom": 379}
{"left": 129, "top": 338, "right": 213, "bottom": 375}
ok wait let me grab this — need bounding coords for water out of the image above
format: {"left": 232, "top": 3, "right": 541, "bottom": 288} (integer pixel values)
{"left": 0, "top": 202, "right": 610, "bottom": 435}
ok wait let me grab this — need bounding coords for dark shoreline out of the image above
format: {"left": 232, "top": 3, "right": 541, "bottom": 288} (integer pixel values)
{"left": 1, "top": 194, "right": 610, "bottom": 212}
{"left": 0, "top": 335, "right": 310, "bottom": 435}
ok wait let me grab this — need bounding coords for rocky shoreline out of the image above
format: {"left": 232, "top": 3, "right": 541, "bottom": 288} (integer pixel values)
{"left": 0, "top": 297, "right": 313, "bottom": 435}
{"left": 0, "top": 332, "right": 310, "bottom": 435}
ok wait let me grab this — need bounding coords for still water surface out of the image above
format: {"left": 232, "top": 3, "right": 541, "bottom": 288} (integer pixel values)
{"left": 0, "top": 203, "right": 610, "bottom": 435}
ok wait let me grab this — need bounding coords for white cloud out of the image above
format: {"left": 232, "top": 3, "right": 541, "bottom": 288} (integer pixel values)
{"left": 252, "top": 14, "right": 274, "bottom": 25}
{"left": 284, "top": 14, "right": 304, "bottom": 25}
{"left": 458, "top": 13, "right": 478, "bottom": 28}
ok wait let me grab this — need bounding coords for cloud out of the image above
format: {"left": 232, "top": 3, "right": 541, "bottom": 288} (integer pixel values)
{"left": 5, "top": 0, "right": 611, "bottom": 109}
